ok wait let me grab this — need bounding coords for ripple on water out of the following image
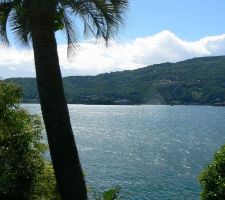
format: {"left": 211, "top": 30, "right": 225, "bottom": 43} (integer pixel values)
{"left": 23, "top": 104, "right": 225, "bottom": 200}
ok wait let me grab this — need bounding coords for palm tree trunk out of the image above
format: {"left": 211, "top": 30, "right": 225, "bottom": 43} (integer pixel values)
{"left": 30, "top": 18, "right": 87, "bottom": 200}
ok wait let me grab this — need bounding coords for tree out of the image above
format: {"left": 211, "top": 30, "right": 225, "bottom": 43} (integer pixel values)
{"left": 0, "top": 0, "right": 128, "bottom": 199}
{"left": 0, "top": 82, "right": 59, "bottom": 200}
{"left": 199, "top": 145, "right": 225, "bottom": 200}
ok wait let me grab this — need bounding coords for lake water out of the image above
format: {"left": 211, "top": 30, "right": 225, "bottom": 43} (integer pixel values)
{"left": 24, "top": 104, "right": 225, "bottom": 200}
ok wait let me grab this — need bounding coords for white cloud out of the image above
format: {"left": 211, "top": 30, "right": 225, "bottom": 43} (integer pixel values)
{"left": 1, "top": 30, "right": 225, "bottom": 78}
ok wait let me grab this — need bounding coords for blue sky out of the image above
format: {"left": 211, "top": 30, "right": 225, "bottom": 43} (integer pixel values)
{"left": 122, "top": 0, "right": 225, "bottom": 41}
{"left": 55, "top": 0, "right": 225, "bottom": 43}
{"left": 2, "top": 0, "right": 225, "bottom": 78}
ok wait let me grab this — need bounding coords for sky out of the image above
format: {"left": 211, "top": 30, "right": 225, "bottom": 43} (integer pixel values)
{"left": 2, "top": 0, "right": 225, "bottom": 78}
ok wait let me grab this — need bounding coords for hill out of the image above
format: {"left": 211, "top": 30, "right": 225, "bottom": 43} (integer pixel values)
{"left": 5, "top": 56, "right": 225, "bottom": 105}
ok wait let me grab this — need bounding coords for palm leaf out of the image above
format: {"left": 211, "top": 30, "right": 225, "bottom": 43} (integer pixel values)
{"left": 61, "top": 0, "right": 128, "bottom": 43}
{"left": 62, "top": 8, "right": 79, "bottom": 57}
{"left": 9, "top": 5, "right": 31, "bottom": 47}
{"left": 0, "top": 2, "right": 13, "bottom": 45}
{"left": 0, "top": 0, "right": 128, "bottom": 54}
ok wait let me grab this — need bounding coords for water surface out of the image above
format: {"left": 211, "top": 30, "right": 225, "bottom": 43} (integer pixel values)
{"left": 24, "top": 104, "right": 225, "bottom": 200}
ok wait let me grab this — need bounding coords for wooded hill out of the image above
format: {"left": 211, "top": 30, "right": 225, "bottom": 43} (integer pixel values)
{"left": 6, "top": 56, "right": 225, "bottom": 105}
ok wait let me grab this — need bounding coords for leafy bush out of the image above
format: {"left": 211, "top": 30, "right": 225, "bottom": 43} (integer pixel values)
{"left": 90, "top": 186, "right": 124, "bottom": 200}
{"left": 199, "top": 145, "right": 225, "bottom": 200}
{"left": 0, "top": 82, "right": 59, "bottom": 200}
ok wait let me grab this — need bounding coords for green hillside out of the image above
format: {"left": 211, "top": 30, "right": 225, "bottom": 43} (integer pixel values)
{"left": 6, "top": 56, "right": 225, "bottom": 105}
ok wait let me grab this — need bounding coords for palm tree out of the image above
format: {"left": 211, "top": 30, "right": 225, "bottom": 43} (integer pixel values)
{"left": 0, "top": 0, "right": 128, "bottom": 199}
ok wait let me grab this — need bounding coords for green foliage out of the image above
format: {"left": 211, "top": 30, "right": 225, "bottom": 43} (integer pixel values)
{"left": 91, "top": 186, "right": 124, "bottom": 200}
{"left": 102, "top": 186, "right": 123, "bottom": 200}
{"left": 199, "top": 145, "right": 225, "bottom": 200}
{"left": 32, "top": 162, "right": 61, "bottom": 200}
{"left": 0, "top": 82, "right": 59, "bottom": 200}
{"left": 6, "top": 55, "right": 225, "bottom": 105}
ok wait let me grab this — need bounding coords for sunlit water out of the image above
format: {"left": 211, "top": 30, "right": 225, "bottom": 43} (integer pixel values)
{"left": 24, "top": 104, "right": 225, "bottom": 200}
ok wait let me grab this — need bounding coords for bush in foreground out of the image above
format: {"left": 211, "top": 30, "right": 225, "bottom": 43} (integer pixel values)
{"left": 0, "top": 82, "right": 59, "bottom": 199}
{"left": 199, "top": 145, "right": 225, "bottom": 200}
{"left": 90, "top": 186, "right": 124, "bottom": 200}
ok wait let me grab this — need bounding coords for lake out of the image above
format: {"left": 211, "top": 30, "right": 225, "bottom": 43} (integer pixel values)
{"left": 24, "top": 104, "right": 225, "bottom": 200}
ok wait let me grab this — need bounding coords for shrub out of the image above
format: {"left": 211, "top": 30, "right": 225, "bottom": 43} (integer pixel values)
{"left": 90, "top": 186, "right": 124, "bottom": 200}
{"left": 199, "top": 145, "right": 225, "bottom": 200}
{"left": 0, "top": 82, "right": 59, "bottom": 199}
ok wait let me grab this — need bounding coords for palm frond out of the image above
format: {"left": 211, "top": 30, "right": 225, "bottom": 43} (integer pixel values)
{"left": 0, "top": 2, "right": 13, "bottom": 46}
{"left": 61, "top": 0, "right": 105, "bottom": 38}
{"left": 1, "top": 0, "right": 128, "bottom": 56}
{"left": 91, "top": 0, "right": 118, "bottom": 40}
{"left": 61, "top": 0, "right": 128, "bottom": 44}
{"left": 62, "top": 9, "right": 79, "bottom": 57}
{"left": 110, "top": 0, "right": 128, "bottom": 24}
{"left": 9, "top": 5, "right": 31, "bottom": 47}
{"left": 92, "top": 0, "right": 128, "bottom": 41}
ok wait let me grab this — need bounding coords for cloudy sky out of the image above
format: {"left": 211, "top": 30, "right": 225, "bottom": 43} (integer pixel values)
{"left": 2, "top": 0, "right": 225, "bottom": 78}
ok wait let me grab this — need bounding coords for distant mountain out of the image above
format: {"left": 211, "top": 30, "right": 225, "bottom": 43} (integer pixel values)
{"left": 5, "top": 56, "right": 225, "bottom": 105}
